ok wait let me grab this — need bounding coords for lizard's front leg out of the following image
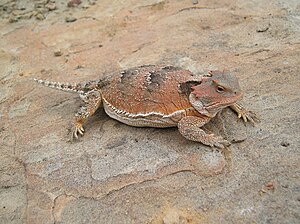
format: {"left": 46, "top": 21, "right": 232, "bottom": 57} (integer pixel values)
{"left": 230, "top": 102, "right": 259, "bottom": 125}
{"left": 178, "top": 116, "right": 230, "bottom": 148}
{"left": 73, "top": 89, "right": 102, "bottom": 140}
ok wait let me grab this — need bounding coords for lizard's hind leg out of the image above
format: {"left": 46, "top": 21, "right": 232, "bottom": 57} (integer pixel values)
{"left": 73, "top": 89, "right": 102, "bottom": 140}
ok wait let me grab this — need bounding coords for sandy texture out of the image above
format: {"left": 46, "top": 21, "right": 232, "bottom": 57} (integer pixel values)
{"left": 0, "top": 0, "right": 299, "bottom": 223}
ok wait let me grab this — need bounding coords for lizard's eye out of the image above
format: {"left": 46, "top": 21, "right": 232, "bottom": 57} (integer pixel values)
{"left": 216, "top": 86, "right": 225, "bottom": 93}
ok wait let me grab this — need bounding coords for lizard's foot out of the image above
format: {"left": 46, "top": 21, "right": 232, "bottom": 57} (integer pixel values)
{"left": 206, "top": 134, "right": 231, "bottom": 149}
{"left": 178, "top": 116, "right": 231, "bottom": 149}
{"left": 72, "top": 123, "right": 85, "bottom": 140}
{"left": 230, "top": 103, "right": 260, "bottom": 126}
{"left": 236, "top": 109, "right": 259, "bottom": 125}
{"left": 71, "top": 89, "right": 102, "bottom": 141}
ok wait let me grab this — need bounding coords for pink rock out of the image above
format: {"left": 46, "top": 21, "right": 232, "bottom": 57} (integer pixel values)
{"left": 67, "top": 0, "right": 82, "bottom": 7}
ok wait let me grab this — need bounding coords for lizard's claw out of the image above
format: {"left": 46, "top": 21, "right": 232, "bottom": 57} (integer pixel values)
{"left": 72, "top": 124, "right": 85, "bottom": 140}
{"left": 237, "top": 109, "right": 260, "bottom": 126}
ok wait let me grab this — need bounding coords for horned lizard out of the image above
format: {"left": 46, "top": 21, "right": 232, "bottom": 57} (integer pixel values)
{"left": 34, "top": 65, "right": 258, "bottom": 148}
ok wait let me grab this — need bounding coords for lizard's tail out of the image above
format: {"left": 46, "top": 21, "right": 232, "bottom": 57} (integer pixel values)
{"left": 33, "top": 78, "right": 84, "bottom": 94}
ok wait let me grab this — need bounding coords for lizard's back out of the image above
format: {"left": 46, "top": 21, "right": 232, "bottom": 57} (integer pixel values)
{"left": 101, "top": 65, "right": 202, "bottom": 127}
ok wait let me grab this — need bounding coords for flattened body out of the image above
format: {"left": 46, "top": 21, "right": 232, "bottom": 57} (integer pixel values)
{"left": 101, "top": 65, "right": 202, "bottom": 127}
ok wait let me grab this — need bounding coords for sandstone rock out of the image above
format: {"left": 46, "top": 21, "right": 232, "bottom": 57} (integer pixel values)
{"left": 0, "top": 0, "right": 299, "bottom": 223}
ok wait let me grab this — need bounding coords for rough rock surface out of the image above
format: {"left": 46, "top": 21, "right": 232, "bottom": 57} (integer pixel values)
{"left": 0, "top": 0, "right": 299, "bottom": 223}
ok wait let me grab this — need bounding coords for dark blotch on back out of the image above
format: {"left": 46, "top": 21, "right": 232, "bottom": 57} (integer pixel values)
{"left": 96, "top": 77, "right": 111, "bottom": 89}
{"left": 147, "top": 71, "right": 167, "bottom": 92}
{"left": 120, "top": 69, "right": 139, "bottom": 85}
{"left": 146, "top": 66, "right": 191, "bottom": 92}
{"left": 179, "top": 80, "right": 202, "bottom": 97}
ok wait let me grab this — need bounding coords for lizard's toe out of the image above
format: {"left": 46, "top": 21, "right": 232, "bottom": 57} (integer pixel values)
{"left": 238, "top": 109, "right": 260, "bottom": 126}
{"left": 71, "top": 124, "right": 85, "bottom": 141}
{"left": 77, "top": 126, "right": 84, "bottom": 135}
{"left": 208, "top": 134, "right": 230, "bottom": 149}
{"left": 247, "top": 111, "right": 260, "bottom": 124}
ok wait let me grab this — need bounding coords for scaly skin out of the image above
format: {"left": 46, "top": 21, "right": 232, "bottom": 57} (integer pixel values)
{"left": 34, "top": 65, "right": 258, "bottom": 148}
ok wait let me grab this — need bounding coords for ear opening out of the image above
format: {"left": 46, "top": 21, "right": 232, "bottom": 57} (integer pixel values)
{"left": 179, "top": 80, "right": 202, "bottom": 97}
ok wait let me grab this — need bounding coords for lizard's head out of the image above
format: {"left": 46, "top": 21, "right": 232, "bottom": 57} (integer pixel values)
{"left": 190, "top": 70, "right": 243, "bottom": 117}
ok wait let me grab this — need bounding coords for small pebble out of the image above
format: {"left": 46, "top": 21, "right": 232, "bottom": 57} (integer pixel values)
{"left": 45, "top": 3, "right": 57, "bottom": 11}
{"left": 256, "top": 24, "right": 270, "bottom": 33}
{"left": 67, "top": 0, "right": 82, "bottom": 7}
{"left": 65, "top": 16, "right": 77, "bottom": 23}
{"left": 192, "top": 0, "right": 198, "bottom": 4}
{"left": 75, "top": 65, "right": 85, "bottom": 69}
{"left": 54, "top": 50, "right": 63, "bottom": 57}
{"left": 280, "top": 140, "right": 290, "bottom": 147}
{"left": 266, "top": 182, "right": 274, "bottom": 190}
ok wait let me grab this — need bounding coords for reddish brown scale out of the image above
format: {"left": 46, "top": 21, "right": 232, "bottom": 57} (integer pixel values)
{"left": 101, "top": 65, "right": 201, "bottom": 116}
